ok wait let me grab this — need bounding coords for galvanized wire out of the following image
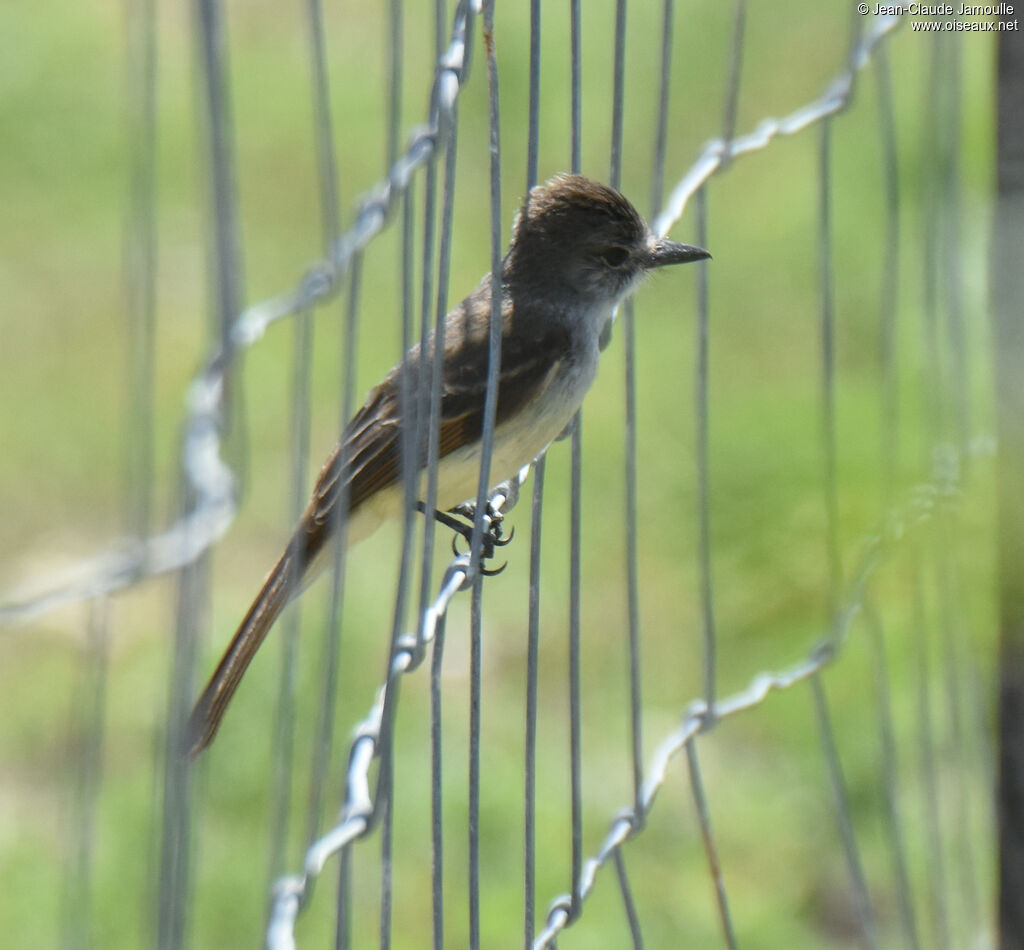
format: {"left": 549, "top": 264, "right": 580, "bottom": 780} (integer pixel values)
{"left": 12, "top": 4, "right": 997, "bottom": 950}
{"left": 532, "top": 444, "right": 975, "bottom": 950}
{"left": 567, "top": 0, "right": 585, "bottom": 930}
{"left": 60, "top": 599, "right": 110, "bottom": 950}
{"left": 811, "top": 672, "right": 879, "bottom": 950}
{"left": 685, "top": 740, "right": 737, "bottom": 950}
{"left": 653, "top": 12, "right": 903, "bottom": 238}
{"left": 609, "top": 0, "right": 647, "bottom": 827}
{"left": 123, "top": 0, "right": 158, "bottom": 543}
{"left": 523, "top": 11, "right": 543, "bottom": 948}
{"left": 864, "top": 601, "right": 922, "bottom": 950}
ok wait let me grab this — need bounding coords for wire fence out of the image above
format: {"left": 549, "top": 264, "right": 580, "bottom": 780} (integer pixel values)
{"left": 0, "top": 2, "right": 999, "bottom": 949}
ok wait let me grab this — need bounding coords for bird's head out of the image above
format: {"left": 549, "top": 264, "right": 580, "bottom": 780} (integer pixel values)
{"left": 505, "top": 173, "right": 710, "bottom": 309}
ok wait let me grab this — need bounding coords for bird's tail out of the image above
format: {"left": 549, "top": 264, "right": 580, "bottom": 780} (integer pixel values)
{"left": 183, "top": 547, "right": 299, "bottom": 758}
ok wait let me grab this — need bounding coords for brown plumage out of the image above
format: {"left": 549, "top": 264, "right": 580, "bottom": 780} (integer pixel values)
{"left": 185, "top": 174, "right": 709, "bottom": 757}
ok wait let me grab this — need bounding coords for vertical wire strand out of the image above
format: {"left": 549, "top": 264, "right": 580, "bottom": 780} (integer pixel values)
{"left": 430, "top": 611, "right": 449, "bottom": 950}
{"left": 418, "top": 0, "right": 470, "bottom": 678}
{"left": 325, "top": 255, "right": 364, "bottom": 941}
{"left": 158, "top": 540, "right": 205, "bottom": 950}
{"left": 526, "top": 0, "right": 542, "bottom": 191}
{"left": 936, "top": 506, "right": 981, "bottom": 945}
{"left": 940, "top": 37, "right": 971, "bottom": 465}
{"left": 467, "top": 0, "right": 503, "bottom": 578}
{"left": 649, "top": 0, "right": 674, "bottom": 219}
{"left": 912, "top": 554, "right": 952, "bottom": 950}
{"left": 383, "top": 180, "right": 419, "bottom": 949}
{"left": 621, "top": 315, "right": 645, "bottom": 804}
{"left": 469, "top": 579, "right": 484, "bottom": 950}
{"left": 160, "top": 4, "right": 244, "bottom": 943}
{"left": 612, "top": 850, "right": 644, "bottom": 950}
{"left": 818, "top": 119, "right": 843, "bottom": 621}
{"left": 810, "top": 674, "right": 879, "bottom": 950}
{"left": 921, "top": 36, "right": 945, "bottom": 449}
{"left": 434, "top": 0, "right": 445, "bottom": 62}
{"left": 194, "top": 0, "right": 248, "bottom": 485}
{"left": 61, "top": 599, "right": 110, "bottom": 950}
{"left": 993, "top": 16, "right": 1024, "bottom": 944}
{"left": 122, "top": 0, "right": 159, "bottom": 940}
{"left": 195, "top": 0, "right": 244, "bottom": 351}
{"left": 568, "top": 0, "right": 584, "bottom": 922}
{"left": 268, "top": 303, "right": 314, "bottom": 882}
{"left": 696, "top": 0, "right": 744, "bottom": 716}
{"left": 568, "top": 418, "right": 584, "bottom": 922}
{"left": 425, "top": 8, "right": 455, "bottom": 950}
{"left": 270, "top": 16, "right": 333, "bottom": 850}
{"left": 303, "top": 0, "right": 345, "bottom": 846}
{"left": 685, "top": 741, "right": 738, "bottom": 950}
{"left": 423, "top": 86, "right": 445, "bottom": 950}
{"left": 307, "top": 0, "right": 342, "bottom": 247}
{"left": 380, "top": 786, "right": 394, "bottom": 950}
{"left": 467, "top": 6, "right": 503, "bottom": 948}
{"left": 388, "top": 0, "right": 413, "bottom": 558}
{"left": 123, "top": 0, "right": 159, "bottom": 541}
{"left": 868, "top": 45, "right": 920, "bottom": 950}
{"left": 609, "top": 0, "right": 626, "bottom": 191}
{"left": 875, "top": 44, "right": 900, "bottom": 501}
{"left": 378, "top": 787, "right": 394, "bottom": 950}
{"left": 381, "top": 113, "right": 419, "bottom": 950}
{"left": 523, "top": 5, "right": 543, "bottom": 945}
{"left": 416, "top": 91, "right": 442, "bottom": 651}
{"left": 609, "top": 0, "right": 645, "bottom": 819}
{"left": 570, "top": 0, "right": 582, "bottom": 175}
{"left": 720, "top": 0, "right": 746, "bottom": 159}
{"left": 934, "top": 39, "right": 983, "bottom": 940}
{"left": 524, "top": 457, "right": 544, "bottom": 950}
{"left": 389, "top": 41, "right": 419, "bottom": 721}
{"left": 379, "top": 7, "right": 406, "bottom": 946}
{"left": 386, "top": 0, "right": 404, "bottom": 170}
{"left": 864, "top": 604, "right": 921, "bottom": 950}
{"left": 816, "top": 99, "right": 875, "bottom": 950}
{"left": 916, "top": 46, "right": 957, "bottom": 928}
{"left": 694, "top": 187, "right": 715, "bottom": 713}
{"left": 918, "top": 39, "right": 952, "bottom": 950}
{"left": 335, "top": 843, "right": 353, "bottom": 950}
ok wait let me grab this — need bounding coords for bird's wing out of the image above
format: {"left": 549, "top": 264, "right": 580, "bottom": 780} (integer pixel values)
{"left": 303, "top": 310, "right": 572, "bottom": 548}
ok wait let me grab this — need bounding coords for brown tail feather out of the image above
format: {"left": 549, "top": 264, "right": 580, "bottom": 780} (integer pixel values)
{"left": 184, "top": 549, "right": 298, "bottom": 758}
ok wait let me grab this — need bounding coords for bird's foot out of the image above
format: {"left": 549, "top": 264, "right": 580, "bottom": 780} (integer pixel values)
{"left": 416, "top": 500, "right": 513, "bottom": 576}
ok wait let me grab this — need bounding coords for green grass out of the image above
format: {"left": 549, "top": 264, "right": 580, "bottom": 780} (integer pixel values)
{"left": 0, "top": 2, "right": 998, "bottom": 949}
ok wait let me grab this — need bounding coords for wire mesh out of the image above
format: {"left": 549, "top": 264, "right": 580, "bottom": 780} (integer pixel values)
{"left": 0, "top": 3, "right": 1000, "bottom": 950}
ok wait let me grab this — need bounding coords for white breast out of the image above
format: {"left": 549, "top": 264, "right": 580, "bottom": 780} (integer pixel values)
{"left": 434, "top": 345, "right": 597, "bottom": 511}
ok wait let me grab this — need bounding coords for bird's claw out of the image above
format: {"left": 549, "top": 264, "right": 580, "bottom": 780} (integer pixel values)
{"left": 479, "top": 558, "right": 508, "bottom": 577}
{"left": 419, "top": 499, "right": 512, "bottom": 573}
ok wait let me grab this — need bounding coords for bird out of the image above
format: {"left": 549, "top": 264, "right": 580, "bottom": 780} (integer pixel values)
{"left": 185, "top": 173, "right": 710, "bottom": 757}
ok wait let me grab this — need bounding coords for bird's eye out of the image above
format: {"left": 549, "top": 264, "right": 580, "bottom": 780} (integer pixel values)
{"left": 600, "top": 246, "right": 630, "bottom": 268}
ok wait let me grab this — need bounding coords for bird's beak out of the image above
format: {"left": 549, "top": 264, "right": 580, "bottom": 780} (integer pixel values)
{"left": 645, "top": 238, "right": 711, "bottom": 269}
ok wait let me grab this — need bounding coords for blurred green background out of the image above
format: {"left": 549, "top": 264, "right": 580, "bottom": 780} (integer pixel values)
{"left": 0, "top": 2, "right": 999, "bottom": 948}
